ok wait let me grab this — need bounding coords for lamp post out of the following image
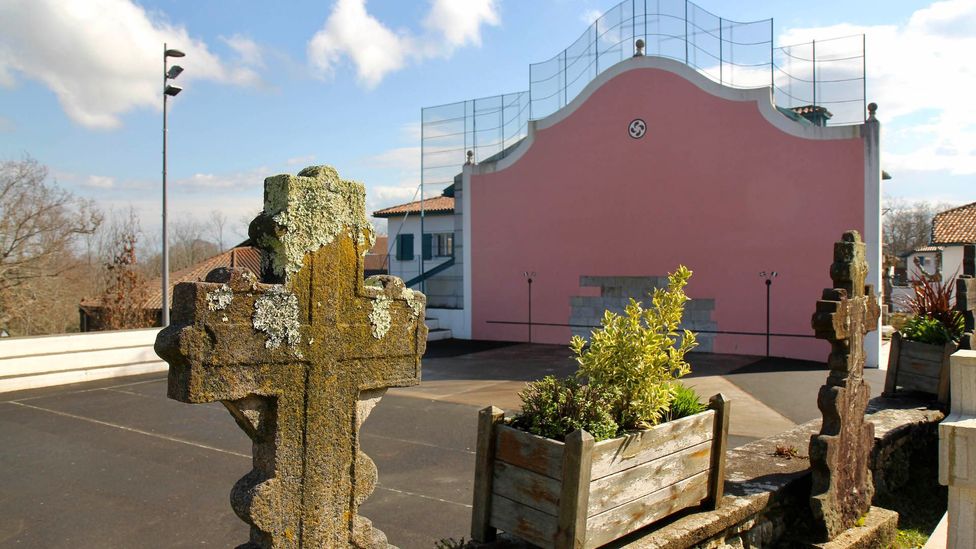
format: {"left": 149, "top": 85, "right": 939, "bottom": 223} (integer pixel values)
{"left": 162, "top": 44, "right": 185, "bottom": 326}
{"left": 524, "top": 271, "right": 536, "bottom": 343}
{"left": 759, "top": 271, "right": 778, "bottom": 357}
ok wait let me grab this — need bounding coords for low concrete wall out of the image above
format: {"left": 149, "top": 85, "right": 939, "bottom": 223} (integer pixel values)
{"left": 616, "top": 398, "right": 944, "bottom": 548}
{"left": 0, "top": 329, "right": 165, "bottom": 393}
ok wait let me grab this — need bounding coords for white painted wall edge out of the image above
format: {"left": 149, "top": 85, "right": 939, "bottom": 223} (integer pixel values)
{"left": 426, "top": 308, "right": 466, "bottom": 338}
{"left": 0, "top": 328, "right": 166, "bottom": 394}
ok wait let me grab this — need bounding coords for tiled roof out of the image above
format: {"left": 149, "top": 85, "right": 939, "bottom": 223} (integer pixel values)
{"left": 372, "top": 196, "right": 454, "bottom": 218}
{"left": 365, "top": 235, "right": 388, "bottom": 271}
{"left": 81, "top": 246, "right": 262, "bottom": 311}
{"left": 932, "top": 202, "right": 976, "bottom": 244}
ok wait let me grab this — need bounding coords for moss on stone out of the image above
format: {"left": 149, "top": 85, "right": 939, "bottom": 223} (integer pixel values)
{"left": 206, "top": 284, "right": 234, "bottom": 311}
{"left": 260, "top": 166, "right": 376, "bottom": 280}
{"left": 401, "top": 288, "right": 424, "bottom": 319}
{"left": 252, "top": 286, "right": 301, "bottom": 351}
{"left": 368, "top": 294, "right": 392, "bottom": 339}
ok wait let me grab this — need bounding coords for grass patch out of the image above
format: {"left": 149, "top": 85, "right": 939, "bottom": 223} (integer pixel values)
{"left": 875, "top": 455, "right": 946, "bottom": 548}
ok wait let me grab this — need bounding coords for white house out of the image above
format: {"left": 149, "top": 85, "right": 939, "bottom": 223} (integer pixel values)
{"left": 373, "top": 188, "right": 462, "bottom": 310}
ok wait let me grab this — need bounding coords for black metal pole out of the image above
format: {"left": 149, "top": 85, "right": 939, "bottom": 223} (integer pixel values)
{"left": 527, "top": 277, "right": 533, "bottom": 343}
{"left": 765, "top": 278, "right": 772, "bottom": 357}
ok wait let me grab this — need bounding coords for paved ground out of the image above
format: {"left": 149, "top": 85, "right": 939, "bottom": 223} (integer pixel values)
{"left": 0, "top": 341, "right": 887, "bottom": 548}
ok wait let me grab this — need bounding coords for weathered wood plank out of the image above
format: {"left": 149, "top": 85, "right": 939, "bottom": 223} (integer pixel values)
{"left": 492, "top": 461, "right": 561, "bottom": 516}
{"left": 900, "top": 340, "right": 950, "bottom": 377}
{"left": 587, "top": 441, "right": 711, "bottom": 516}
{"left": 585, "top": 470, "right": 710, "bottom": 548}
{"left": 489, "top": 494, "right": 558, "bottom": 549}
{"left": 896, "top": 370, "right": 940, "bottom": 394}
{"left": 705, "top": 393, "right": 730, "bottom": 509}
{"left": 938, "top": 341, "right": 954, "bottom": 404}
{"left": 883, "top": 332, "right": 901, "bottom": 396}
{"left": 495, "top": 425, "right": 565, "bottom": 480}
{"left": 472, "top": 406, "right": 505, "bottom": 542}
{"left": 590, "top": 410, "right": 714, "bottom": 480}
{"left": 556, "top": 429, "right": 594, "bottom": 549}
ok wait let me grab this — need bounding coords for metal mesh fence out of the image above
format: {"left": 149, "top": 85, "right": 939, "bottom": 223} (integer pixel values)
{"left": 419, "top": 0, "right": 866, "bottom": 198}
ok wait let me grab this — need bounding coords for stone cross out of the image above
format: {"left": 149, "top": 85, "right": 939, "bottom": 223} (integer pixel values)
{"left": 155, "top": 166, "right": 428, "bottom": 548}
{"left": 956, "top": 244, "right": 975, "bottom": 350}
{"left": 809, "top": 230, "right": 880, "bottom": 542}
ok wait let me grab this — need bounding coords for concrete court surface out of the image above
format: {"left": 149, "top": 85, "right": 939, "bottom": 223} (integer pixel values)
{"left": 0, "top": 340, "right": 887, "bottom": 548}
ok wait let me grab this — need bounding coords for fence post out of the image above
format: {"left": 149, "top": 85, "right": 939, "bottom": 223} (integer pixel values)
{"left": 939, "top": 351, "right": 976, "bottom": 548}
{"left": 719, "top": 17, "right": 723, "bottom": 85}
{"left": 472, "top": 406, "right": 505, "bottom": 542}
{"left": 812, "top": 39, "right": 817, "bottom": 107}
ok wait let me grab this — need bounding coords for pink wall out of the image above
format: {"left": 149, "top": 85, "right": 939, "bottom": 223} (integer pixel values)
{"left": 469, "top": 65, "right": 865, "bottom": 361}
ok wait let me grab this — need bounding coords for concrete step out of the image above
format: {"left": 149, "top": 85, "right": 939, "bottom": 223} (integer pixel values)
{"left": 424, "top": 317, "right": 440, "bottom": 331}
{"left": 427, "top": 328, "right": 452, "bottom": 342}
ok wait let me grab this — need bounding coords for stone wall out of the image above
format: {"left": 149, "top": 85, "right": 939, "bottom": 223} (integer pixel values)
{"left": 614, "top": 398, "right": 943, "bottom": 548}
{"left": 569, "top": 276, "right": 716, "bottom": 351}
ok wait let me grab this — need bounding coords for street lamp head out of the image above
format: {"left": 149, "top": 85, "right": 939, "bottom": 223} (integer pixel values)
{"left": 165, "top": 48, "right": 186, "bottom": 58}
{"left": 164, "top": 85, "right": 183, "bottom": 97}
{"left": 166, "top": 65, "right": 184, "bottom": 79}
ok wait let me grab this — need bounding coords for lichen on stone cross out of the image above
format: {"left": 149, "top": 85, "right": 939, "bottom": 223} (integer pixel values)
{"left": 155, "top": 165, "right": 428, "bottom": 548}
{"left": 956, "top": 244, "right": 976, "bottom": 350}
{"left": 808, "top": 230, "right": 880, "bottom": 542}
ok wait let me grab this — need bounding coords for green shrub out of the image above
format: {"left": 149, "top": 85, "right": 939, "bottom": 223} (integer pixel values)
{"left": 663, "top": 383, "right": 707, "bottom": 423}
{"left": 900, "top": 273, "right": 964, "bottom": 344}
{"left": 901, "top": 314, "right": 963, "bottom": 345}
{"left": 511, "top": 376, "right": 620, "bottom": 442}
{"left": 571, "top": 266, "right": 698, "bottom": 430}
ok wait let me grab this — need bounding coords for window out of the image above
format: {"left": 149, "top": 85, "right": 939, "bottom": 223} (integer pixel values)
{"left": 396, "top": 233, "right": 414, "bottom": 261}
{"left": 422, "top": 233, "right": 432, "bottom": 260}
{"left": 435, "top": 233, "right": 454, "bottom": 257}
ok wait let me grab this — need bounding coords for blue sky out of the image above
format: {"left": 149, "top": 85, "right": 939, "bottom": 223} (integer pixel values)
{"left": 1, "top": 0, "right": 973, "bottom": 244}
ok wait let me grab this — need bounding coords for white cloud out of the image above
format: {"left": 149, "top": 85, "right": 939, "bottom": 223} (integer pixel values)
{"left": 84, "top": 175, "right": 116, "bottom": 189}
{"left": 0, "top": 116, "right": 13, "bottom": 132}
{"left": 221, "top": 34, "right": 265, "bottom": 68}
{"left": 307, "top": 0, "right": 499, "bottom": 88}
{"left": 286, "top": 154, "right": 317, "bottom": 166}
{"left": 0, "top": 0, "right": 264, "bottom": 129}
{"left": 173, "top": 167, "right": 270, "bottom": 191}
{"left": 368, "top": 146, "right": 421, "bottom": 171}
{"left": 580, "top": 9, "right": 603, "bottom": 26}
{"left": 779, "top": 0, "right": 976, "bottom": 175}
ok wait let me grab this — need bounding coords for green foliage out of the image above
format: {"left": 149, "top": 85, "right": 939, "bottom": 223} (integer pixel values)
{"left": 512, "top": 376, "right": 620, "bottom": 442}
{"left": 901, "top": 273, "right": 964, "bottom": 344}
{"left": 663, "top": 383, "right": 707, "bottom": 423}
{"left": 571, "top": 266, "right": 698, "bottom": 430}
{"left": 901, "top": 314, "right": 963, "bottom": 345}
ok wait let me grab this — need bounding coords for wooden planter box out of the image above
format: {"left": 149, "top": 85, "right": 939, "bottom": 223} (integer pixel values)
{"left": 883, "top": 331, "right": 955, "bottom": 404}
{"left": 471, "top": 394, "right": 730, "bottom": 549}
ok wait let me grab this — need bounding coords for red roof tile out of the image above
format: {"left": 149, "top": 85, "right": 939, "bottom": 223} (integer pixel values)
{"left": 932, "top": 202, "right": 976, "bottom": 244}
{"left": 372, "top": 196, "right": 454, "bottom": 218}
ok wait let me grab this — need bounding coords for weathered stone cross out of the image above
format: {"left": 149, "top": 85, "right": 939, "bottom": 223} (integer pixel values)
{"left": 809, "top": 230, "right": 880, "bottom": 542}
{"left": 155, "top": 166, "right": 427, "bottom": 548}
{"left": 956, "top": 244, "right": 975, "bottom": 350}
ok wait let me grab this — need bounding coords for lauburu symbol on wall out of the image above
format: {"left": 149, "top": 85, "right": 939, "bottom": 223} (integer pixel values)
{"left": 628, "top": 118, "right": 646, "bottom": 139}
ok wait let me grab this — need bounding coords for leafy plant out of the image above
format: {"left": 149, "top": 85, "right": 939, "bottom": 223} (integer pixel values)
{"left": 571, "top": 266, "right": 698, "bottom": 430}
{"left": 512, "top": 376, "right": 620, "bottom": 442}
{"left": 662, "top": 382, "right": 706, "bottom": 423}
{"left": 900, "top": 273, "right": 964, "bottom": 344}
{"left": 901, "top": 314, "right": 963, "bottom": 345}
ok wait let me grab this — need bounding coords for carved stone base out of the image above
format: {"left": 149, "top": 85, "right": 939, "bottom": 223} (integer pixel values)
{"left": 801, "top": 507, "right": 898, "bottom": 549}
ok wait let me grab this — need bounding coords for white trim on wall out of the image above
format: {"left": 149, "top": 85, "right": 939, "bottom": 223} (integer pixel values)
{"left": 473, "top": 55, "right": 864, "bottom": 177}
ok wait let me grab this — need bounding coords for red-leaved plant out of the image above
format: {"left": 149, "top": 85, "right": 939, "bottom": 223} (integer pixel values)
{"left": 901, "top": 272, "right": 964, "bottom": 342}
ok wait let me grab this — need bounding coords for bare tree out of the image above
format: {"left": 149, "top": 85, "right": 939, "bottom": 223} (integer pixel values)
{"left": 883, "top": 199, "right": 954, "bottom": 266}
{"left": 209, "top": 209, "right": 227, "bottom": 252}
{"left": 171, "top": 215, "right": 218, "bottom": 272}
{"left": 0, "top": 157, "right": 102, "bottom": 333}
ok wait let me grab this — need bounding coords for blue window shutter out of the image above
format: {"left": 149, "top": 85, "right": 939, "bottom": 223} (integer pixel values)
{"left": 397, "top": 234, "right": 414, "bottom": 261}
{"left": 422, "top": 234, "right": 432, "bottom": 260}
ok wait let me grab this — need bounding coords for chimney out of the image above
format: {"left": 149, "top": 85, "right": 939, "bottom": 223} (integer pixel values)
{"left": 790, "top": 105, "right": 833, "bottom": 127}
